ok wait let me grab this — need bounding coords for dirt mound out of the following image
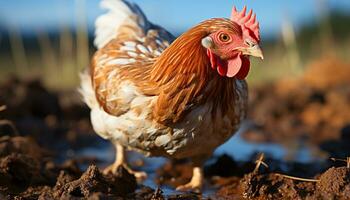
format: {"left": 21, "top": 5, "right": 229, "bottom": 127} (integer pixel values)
{"left": 0, "top": 117, "right": 348, "bottom": 200}
{"left": 0, "top": 78, "right": 103, "bottom": 154}
{"left": 244, "top": 57, "right": 350, "bottom": 153}
{"left": 38, "top": 165, "right": 137, "bottom": 199}
{"left": 154, "top": 154, "right": 350, "bottom": 199}
{"left": 215, "top": 163, "right": 350, "bottom": 200}
{"left": 316, "top": 167, "right": 350, "bottom": 199}
{"left": 0, "top": 135, "right": 143, "bottom": 199}
{"left": 303, "top": 56, "right": 350, "bottom": 91}
{"left": 0, "top": 136, "right": 79, "bottom": 198}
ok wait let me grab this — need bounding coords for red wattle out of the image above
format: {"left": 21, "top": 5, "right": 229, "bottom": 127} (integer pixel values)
{"left": 217, "top": 58, "right": 227, "bottom": 76}
{"left": 207, "top": 49, "right": 216, "bottom": 70}
{"left": 226, "top": 55, "right": 242, "bottom": 77}
{"left": 206, "top": 49, "right": 251, "bottom": 79}
{"left": 235, "top": 56, "right": 250, "bottom": 80}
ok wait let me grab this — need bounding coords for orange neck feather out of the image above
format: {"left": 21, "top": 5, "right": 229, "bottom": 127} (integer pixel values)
{"left": 150, "top": 18, "right": 240, "bottom": 86}
{"left": 149, "top": 20, "right": 239, "bottom": 123}
{"left": 151, "top": 24, "right": 211, "bottom": 84}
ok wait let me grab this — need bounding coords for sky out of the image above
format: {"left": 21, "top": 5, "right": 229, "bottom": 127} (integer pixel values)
{"left": 0, "top": 0, "right": 349, "bottom": 38}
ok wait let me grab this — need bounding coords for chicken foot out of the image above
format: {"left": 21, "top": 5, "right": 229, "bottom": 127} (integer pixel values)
{"left": 176, "top": 155, "right": 207, "bottom": 191}
{"left": 103, "top": 143, "right": 147, "bottom": 182}
{"left": 176, "top": 166, "right": 203, "bottom": 192}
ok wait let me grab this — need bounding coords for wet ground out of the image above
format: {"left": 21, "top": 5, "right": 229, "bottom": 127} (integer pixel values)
{"left": 0, "top": 56, "right": 350, "bottom": 199}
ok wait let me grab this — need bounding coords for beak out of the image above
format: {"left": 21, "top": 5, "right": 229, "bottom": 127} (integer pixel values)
{"left": 242, "top": 45, "right": 264, "bottom": 60}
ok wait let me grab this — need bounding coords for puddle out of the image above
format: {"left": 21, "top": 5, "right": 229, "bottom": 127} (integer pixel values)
{"left": 215, "top": 129, "right": 320, "bottom": 163}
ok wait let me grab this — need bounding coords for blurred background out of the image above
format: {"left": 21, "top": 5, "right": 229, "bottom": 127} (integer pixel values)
{"left": 1, "top": 0, "right": 350, "bottom": 89}
{"left": 1, "top": 0, "right": 350, "bottom": 160}
{"left": 0, "top": 0, "right": 350, "bottom": 198}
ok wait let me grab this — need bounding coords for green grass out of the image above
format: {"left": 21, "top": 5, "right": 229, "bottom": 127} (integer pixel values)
{"left": 0, "top": 1, "right": 90, "bottom": 91}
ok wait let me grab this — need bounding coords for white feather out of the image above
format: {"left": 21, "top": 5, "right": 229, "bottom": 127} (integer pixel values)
{"left": 94, "top": 0, "right": 150, "bottom": 49}
{"left": 79, "top": 71, "right": 110, "bottom": 139}
{"left": 127, "top": 51, "right": 138, "bottom": 57}
{"left": 124, "top": 41, "right": 137, "bottom": 47}
{"left": 137, "top": 44, "right": 149, "bottom": 54}
{"left": 79, "top": 71, "right": 98, "bottom": 109}
{"left": 106, "top": 58, "right": 134, "bottom": 65}
{"left": 120, "top": 45, "right": 136, "bottom": 52}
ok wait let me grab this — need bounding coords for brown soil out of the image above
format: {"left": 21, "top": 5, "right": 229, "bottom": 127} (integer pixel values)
{"left": 215, "top": 166, "right": 350, "bottom": 200}
{"left": 154, "top": 154, "right": 350, "bottom": 199}
{"left": 0, "top": 136, "right": 167, "bottom": 199}
{"left": 243, "top": 56, "right": 350, "bottom": 158}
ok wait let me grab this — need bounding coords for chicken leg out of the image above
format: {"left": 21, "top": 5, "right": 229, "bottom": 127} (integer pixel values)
{"left": 176, "top": 155, "right": 206, "bottom": 191}
{"left": 176, "top": 166, "right": 203, "bottom": 191}
{"left": 103, "top": 143, "right": 147, "bottom": 181}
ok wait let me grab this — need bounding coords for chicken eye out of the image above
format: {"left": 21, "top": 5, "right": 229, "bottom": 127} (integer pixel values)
{"left": 219, "top": 33, "right": 230, "bottom": 42}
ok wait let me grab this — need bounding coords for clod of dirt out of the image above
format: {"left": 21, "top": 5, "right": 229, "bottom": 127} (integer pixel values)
{"left": 0, "top": 136, "right": 49, "bottom": 159}
{"left": 213, "top": 177, "right": 244, "bottom": 200}
{"left": 52, "top": 165, "right": 137, "bottom": 199}
{"left": 0, "top": 136, "right": 83, "bottom": 198}
{"left": 316, "top": 167, "right": 350, "bottom": 199}
{"left": 15, "top": 186, "right": 52, "bottom": 200}
{"left": 133, "top": 186, "right": 165, "bottom": 200}
{"left": 0, "top": 153, "right": 53, "bottom": 195}
{"left": 240, "top": 172, "right": 302, "bottom": 200}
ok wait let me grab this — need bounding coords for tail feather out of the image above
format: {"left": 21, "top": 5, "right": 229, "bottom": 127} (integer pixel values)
{"left": 78, "top": 71, "right": 98, "bottom": 109}
{"left": 94, "top": 0, "right": 150, "bottom": 49}
{"left": 79, "top": 71, "right": 110, "bottom": 139}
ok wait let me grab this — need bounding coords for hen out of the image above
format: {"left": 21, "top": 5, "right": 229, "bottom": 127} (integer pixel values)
{"left": 80, "top": 0, "right": 263, "bottom": 191}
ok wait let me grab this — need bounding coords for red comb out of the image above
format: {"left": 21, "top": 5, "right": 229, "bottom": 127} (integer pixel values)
{"left": 231, "top": 6, "right": 260, "bottom": 42}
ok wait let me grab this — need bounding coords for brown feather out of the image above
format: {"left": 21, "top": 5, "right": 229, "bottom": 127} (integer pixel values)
{"left": 148, "top": 19, "right": 242, "bottom": 124}
{"left": 91, "top": 18, "right": 244, "bottom": 125}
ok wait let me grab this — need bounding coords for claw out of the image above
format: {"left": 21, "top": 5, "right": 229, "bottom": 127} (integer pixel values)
{"left": 103, "top": 163, "right": 119, "bottom": 175}
{"left": 176, "top": 182, "right": 202, "bottom": 192}
{"left": 175, "top": 166, "right": 203, "bottom": 192}
{"left": 129, "top": 170, "right": 147, "bottom": 182}
{"left": 103, "top": 163, "right": 147, "bottom": 182}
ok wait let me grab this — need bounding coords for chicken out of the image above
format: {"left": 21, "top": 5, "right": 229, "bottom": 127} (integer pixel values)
{"left": 80, "top": 0, "right": 263, "bottom": 191}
